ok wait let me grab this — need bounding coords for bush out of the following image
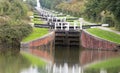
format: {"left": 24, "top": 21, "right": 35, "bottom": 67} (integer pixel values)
{"left": 15, "top": 24, "right": 33, "bottom": 38}
{"left": 0, "top": 0, "right": 33, "bottom": 55}
{"left": 0, "top": 24, "right": 32, "bottom": 55}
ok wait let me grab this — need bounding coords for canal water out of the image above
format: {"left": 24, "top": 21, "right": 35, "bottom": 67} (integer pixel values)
{"left": 0, "top": 46, "right": 120, "bottom": 73}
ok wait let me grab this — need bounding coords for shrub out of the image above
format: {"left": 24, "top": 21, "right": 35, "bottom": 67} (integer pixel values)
{"left": 0, "top": 23, "right": 32, "bottom": 55}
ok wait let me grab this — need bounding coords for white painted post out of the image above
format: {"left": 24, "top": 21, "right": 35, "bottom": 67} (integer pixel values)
{"left": 66, "top": 22, "right": 70, "bottom": 31}
{"left": 55, "top": 23, "right": 57, "bottom": 30}
{"left": 74, "top": 22, "right": 77, "bottom": 30}
{"left": 61, "top": 22, "right": 63, "bottom": 30}
{"left": 79, "top": 18, "right": 83, "bottom": 30}
{"left": 64, "top": 17, "right": 66, "bottom": 22}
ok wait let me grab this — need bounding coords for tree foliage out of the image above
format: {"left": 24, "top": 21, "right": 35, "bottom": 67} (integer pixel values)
{"left": 0, "top": 0, "right": 33, "bottom": 54}
{"left": 84, "top": 0, "right": 120, "bottom": 30}
{"left": 40, "top": 0, "right": 120, "bottom": 30}
{"left": 0, "top": 0, "right": 28, "bottom": 20}
{"left": 26, "top": 0, "right": 37, "bottom": 7}
{"left": 56, "top": 1, "right": 85, "bottom": 17}
{"left": 40, "top": 0, "right": 65, "bottom": 9}
{"left": 0, "top": 23, "right": 32, "bottom": 55}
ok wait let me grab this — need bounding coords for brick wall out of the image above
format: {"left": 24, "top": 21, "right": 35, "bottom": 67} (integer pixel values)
{"left": 81, "top": 30, "right": 119, "bottom": 50}
{"left": 21, "top": 31, "right": 55, "bottom": 61}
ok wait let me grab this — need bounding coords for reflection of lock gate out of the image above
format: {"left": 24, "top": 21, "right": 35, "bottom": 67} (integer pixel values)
{"left": 46, "top": 63, "right": 84, "bottom": 73}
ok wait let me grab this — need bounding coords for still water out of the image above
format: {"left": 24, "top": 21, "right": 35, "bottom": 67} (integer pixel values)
{"left": 0, "top": 46, "right": 120, "bottom": 73}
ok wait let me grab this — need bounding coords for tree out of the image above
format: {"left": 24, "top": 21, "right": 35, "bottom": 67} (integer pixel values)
{"left": 84, "top": 0, "right": 120, "bottom": 30}
{"left": 0, "top": 0, "right": 33, "bottom": 54}
{"left": 40, "top": 0, "right": 64, "bottom": 9}
{"left": 26, "top": 0, "right": 37, "bottom": 7}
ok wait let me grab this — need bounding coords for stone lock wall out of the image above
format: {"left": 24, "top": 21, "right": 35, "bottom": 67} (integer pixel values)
{"left": 81, "top": 30, "right": 119, "bottom": 50}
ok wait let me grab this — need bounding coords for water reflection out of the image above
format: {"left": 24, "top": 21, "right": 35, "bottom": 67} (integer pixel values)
{"left": 0, "top": 55, "right": 30, "bottom": 73}
{"left": 54, "top": 47, "right": 80, "bottom": 66}
{"left": 21, "top": 65, "right": 48, "bottom": 73}
{"left": 21, "top": 66, "right": 38, "bottom": 73}
{"left": 51, "top": 47, "right": 81, "bottom": 73}
{"left": 0, "top": 54, "right": 47, "bottom": 73}
{"left": 80, "top": 49, "right": 120, "bottom": 66}
{"left": 26, "top": 46, "right": 120, "bottom": 73}
{"left": 1, "top": 46, "right": 120, "bottom": 73}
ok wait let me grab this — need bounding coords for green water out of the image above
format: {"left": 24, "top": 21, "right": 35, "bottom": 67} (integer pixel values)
{"left": 0, "top": 54, "right": 46, "bottom": 73}
{"left": 0, "top": 47, "right": 120, "bottom": 73}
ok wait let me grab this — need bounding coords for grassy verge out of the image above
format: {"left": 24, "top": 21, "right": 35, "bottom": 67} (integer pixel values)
{"left": 22, "top": 28, "right": 48, "bottom": 42}
{"left": 69, "top": 20, "right": 80, "bottom": 26}
{"left": 32, "top": 12, "right": 47, "bottom": 24}
{"left": 87, "top": 28, "right": 120, "bottom": 44}
{"left": 32, "top": 18, "right": 47, "bottom": 24}
{"left": 58, "top": 16, "right": 78, "bottom": 19}
{"left": 88, "top": 57, "right": 120, "bottom": 69}
{"left": 21, "top": 52, "right": 46, "bottom": 67}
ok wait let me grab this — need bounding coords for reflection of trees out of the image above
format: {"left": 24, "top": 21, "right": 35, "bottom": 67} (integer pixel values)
{"left": 0, "top": 55, "right": 31, "bottom": 73}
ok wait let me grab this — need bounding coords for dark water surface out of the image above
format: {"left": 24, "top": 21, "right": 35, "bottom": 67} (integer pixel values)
{"left": 0, "top": 46, "right": 120, "bottom": 73}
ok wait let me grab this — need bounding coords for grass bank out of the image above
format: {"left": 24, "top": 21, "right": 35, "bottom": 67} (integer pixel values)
{"left": 32, "top": 18, "right": 47, "bottom": 24}
{"left": 87, "top": 28, "right": 120, "bottom": 44}
{"left": 21, "top": 52, "right": 46, "bottom": 67}
{"left": 22, "top": 28, "right": 48, "bottom": 42}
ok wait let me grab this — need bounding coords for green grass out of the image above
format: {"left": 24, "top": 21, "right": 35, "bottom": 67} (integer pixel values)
{"left": 87, "top": 28, "right": 120, "bottom": 44}
{"left": 58, "top": 16, "right": 77, "bottom": 19}
{"left": 89, "top": 57, "right": 120, "bottom": 69}
{"left": 69, "top": 20, "right": 80, "bottom": 25}
{"left": 32, "top": 18, "right": 47, "bottom": 24}
{"left": 21, "top": 52, "right": 46, "bottom": 67}
{"left": 22, "top": 28, "right": 48, "bottom": 42}
{"left": 34, "top": 14, "right": 40, "bottom": 17}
